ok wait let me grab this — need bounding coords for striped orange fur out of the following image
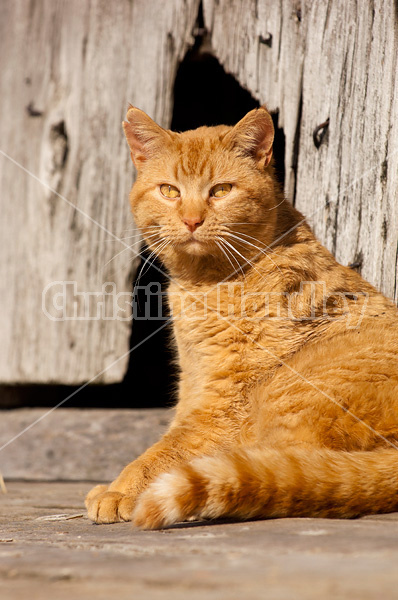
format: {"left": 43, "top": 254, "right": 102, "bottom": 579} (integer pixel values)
{"left": 86, "top": 106, "right": 398, "bottom": 529}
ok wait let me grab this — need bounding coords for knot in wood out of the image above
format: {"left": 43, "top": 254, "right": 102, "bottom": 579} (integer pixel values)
{"left": 313, "top": 118, "right": 329, "bottom": 149}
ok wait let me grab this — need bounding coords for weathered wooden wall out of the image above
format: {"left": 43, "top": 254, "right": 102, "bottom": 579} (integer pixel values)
{"left": 0, "top": 0, "right": 199, "bottom": 384}
{"left": 1, "top": 0, "right": 397, "bottom": 386}
{"left": 204, "top": 0, "right": 398, "bottom": 301}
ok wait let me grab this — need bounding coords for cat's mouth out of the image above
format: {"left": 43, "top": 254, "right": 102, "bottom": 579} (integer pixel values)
{"left": 178, "top": 235, "right": 209, "bottom": 256}
{"left": 181, "top": 237, "right": 205, "bottom": 247}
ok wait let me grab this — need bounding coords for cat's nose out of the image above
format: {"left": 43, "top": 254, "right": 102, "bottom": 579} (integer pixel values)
{"left": 182, "top": 217, "right": 204, "bottom": 233}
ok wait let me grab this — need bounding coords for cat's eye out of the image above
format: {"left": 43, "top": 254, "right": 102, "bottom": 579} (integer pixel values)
{"left": 160, "top": 184, "right": 180, "bottom": 199}
{"left": 210, "top": 183, "right": 232, "bottom": 198}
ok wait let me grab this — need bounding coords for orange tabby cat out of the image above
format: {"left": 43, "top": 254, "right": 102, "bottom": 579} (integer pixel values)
{"left": 86, "top": 105, "right": 398, "bottom": 529}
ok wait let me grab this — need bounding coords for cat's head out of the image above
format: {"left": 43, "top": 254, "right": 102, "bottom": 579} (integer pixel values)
{"left": 123, "top": 106, "right": 281, "bottom": 274}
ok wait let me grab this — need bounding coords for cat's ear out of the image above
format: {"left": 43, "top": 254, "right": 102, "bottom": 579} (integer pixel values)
{"left": 123, "top": 105, "right": 170, "bottom": 168}
{"left": 227, "top": 106, "right": 274, "bottom": 169}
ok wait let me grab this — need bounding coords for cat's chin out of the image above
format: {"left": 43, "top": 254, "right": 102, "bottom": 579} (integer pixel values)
{"left": 178, "top": 239, "right": 209, "bottom": 257}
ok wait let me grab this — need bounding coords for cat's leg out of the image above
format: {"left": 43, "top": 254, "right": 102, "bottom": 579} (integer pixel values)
{"left": 85, "top": 407, "right": 241, "bottom": 523}
{"left": 85, "top": 433, "right": 183, "bottom": 523}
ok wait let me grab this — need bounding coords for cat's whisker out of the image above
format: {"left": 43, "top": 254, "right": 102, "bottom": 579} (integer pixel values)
{"left": 128, "top": 224, "right": 162, "bottom": 230}
{"left": 231, "top": 230, "right": 283, "bottom": 256}
{"left": 104, "top": 232, "right": 160, "bottom": 243}
{"left": 103, "top": 237, "right": 139, "bottom": 243}
{"left": 226, "top": 231, "right": 276, "bottom": 261}
{"left": 224, "top": 228, "right": 280, "bottom": 254}
{"left": 109, "top": 223, "right": 151, "bottom": 238}
{"left": 215, "top": 240, "right": 236, "bottom": 275}
{"left": 235, "top": 231, "right": 296, "bottom": 277}
{"left": 118, "top": 225, "right": 162, "bottom": 239}
{"left": 220, "top": 238, "right": 266, "bottom": 281}
{"left": 221, "top": 226, "right": 286, "bottom": 258}
{"left": 226, "top": 239, "right": 268, "bottom": 282}
{"left": 216, "top": 237, "right": 245, "bottom": 279}
{"left": 127, "top": 226, "right": 162, "bottom": 239}
{"left": 226, "top": 232, "right": 285, "bottom": 277}
{"left": 123, "top": 232, "right": 160, "bottom": 243}
{"left": 222, "top": 222, "right": 271, "bottom": 226}
{"left": 104, "top": 234, "right": 163, "bottom": 268}
{"left": 135, "top": 238, "right": 170, "bottom": 285}
{"left": 235, "top": 236, "right": 290, "bottom": 270}
{"left": 222, "top": 237, "right": 272, "bottom": 282}
{"left": 230, "top": 241, "right": 267, "bottom": 281}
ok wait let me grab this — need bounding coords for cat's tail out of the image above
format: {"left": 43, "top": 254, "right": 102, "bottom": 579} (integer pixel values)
{"left": 133, "top": 446, "right": 398, "bottom": 529}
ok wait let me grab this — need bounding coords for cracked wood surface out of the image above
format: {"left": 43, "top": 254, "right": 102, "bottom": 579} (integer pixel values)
{"left": 1, "top": 481, "right": 398, "bottom": 600}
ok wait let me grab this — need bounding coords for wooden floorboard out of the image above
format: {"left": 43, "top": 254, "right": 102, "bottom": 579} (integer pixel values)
{"left": 1, "top": 481, "right": 398, "bottom": 599}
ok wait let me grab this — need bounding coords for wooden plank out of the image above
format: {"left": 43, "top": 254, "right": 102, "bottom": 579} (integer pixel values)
{"left": 204, "top": 0, "right": 398, "bottom": 302}
{"left": 0, "top": 0, "right": 200, "bottom": 384}
{"left": 2, "top": 481, "right": 398, "bottom": 600}
{"left": 297, "top": 0, "right": 398, "bottom": 302}
{"left": 0, "top": 408, "right": 171, "bottom": 481}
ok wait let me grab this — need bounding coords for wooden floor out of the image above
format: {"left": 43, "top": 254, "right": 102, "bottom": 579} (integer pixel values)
{"left": 1, "top": 481, "right": 398, "bottom": 600}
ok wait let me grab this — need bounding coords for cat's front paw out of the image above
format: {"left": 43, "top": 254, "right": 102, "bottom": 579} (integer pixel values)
{"left": 85, "top": 485, "right": 136, "bottom": 523}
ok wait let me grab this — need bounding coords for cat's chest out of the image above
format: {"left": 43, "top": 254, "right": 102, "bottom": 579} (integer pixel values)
{"left": 169, "top": 284, "right": 240, "bottom": 356}
{"left": 167, "top": 279, "right": 329, "bottom": 390}
{"left": 168, "top": 283, "right": 287, "bottom": 375}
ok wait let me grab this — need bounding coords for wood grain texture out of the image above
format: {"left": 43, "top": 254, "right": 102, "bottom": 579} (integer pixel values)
{"left": 204, "top": 0, "right": 398, "bottom": 302}
{"left": 0, "top": 0, "right": 200, "bottom": 384}
{"left": 0, "top": 408, "right": 171, "bottom": 481}
{"left": 4, "top": 482, "right": 398, "bottom": 600}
